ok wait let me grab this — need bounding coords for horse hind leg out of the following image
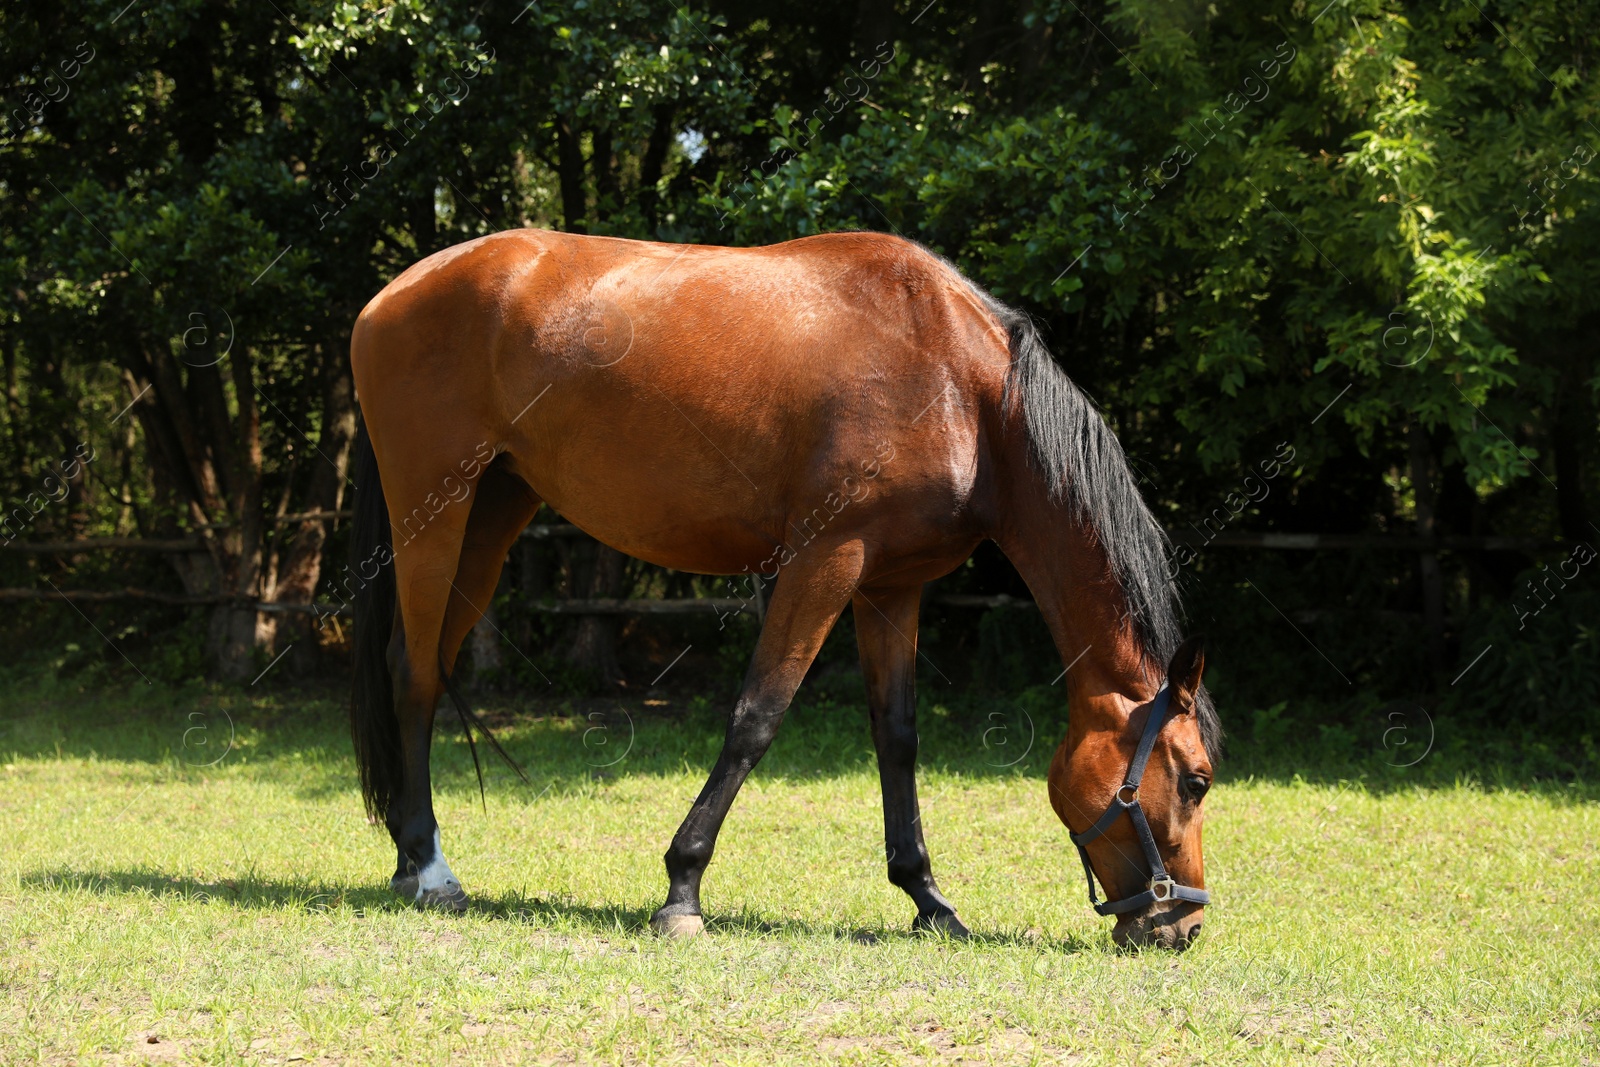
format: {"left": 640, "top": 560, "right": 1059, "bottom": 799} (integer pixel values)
{"left": 389, "top": 464, "right": 543, "bottom": 907}
{"left": 378, "top": 449, "right": 496, "bottom": 911}
{"left": 436, "top": 464, "right": 543, "bottom": 680}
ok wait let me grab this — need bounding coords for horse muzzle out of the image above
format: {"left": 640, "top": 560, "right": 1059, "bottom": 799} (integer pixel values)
{"left": 1111, "top": 899, "right": 1205, "bottom": 951}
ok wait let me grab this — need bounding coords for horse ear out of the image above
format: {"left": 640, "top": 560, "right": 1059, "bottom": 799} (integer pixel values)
{"left": 1166, "top": 635, "right": 1206, "bottom": 711}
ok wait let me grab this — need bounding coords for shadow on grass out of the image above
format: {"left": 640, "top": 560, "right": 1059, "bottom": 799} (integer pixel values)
{"left": 18, "top": 866, "right": 1098, "bottom": 953}
{"left": 5, "top": 675, "right": 1594, "bottom": 803}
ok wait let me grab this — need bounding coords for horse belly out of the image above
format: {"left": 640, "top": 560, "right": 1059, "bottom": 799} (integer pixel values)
{"left": 505, "top": 432, "right": 979, "bottom": 581}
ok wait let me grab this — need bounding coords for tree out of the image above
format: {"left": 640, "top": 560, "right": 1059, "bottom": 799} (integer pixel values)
{"left": 1, "top": 0, "right": 745, "bottom": 677}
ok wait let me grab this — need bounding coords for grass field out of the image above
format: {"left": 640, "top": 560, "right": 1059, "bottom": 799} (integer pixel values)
{"left": 1, "top": 676, "right": 1596, "bottom": 1065}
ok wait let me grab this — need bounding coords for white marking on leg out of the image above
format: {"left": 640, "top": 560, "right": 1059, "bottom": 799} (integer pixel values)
{"left": 414, "top": 827, "right": 460, "bottom": 898}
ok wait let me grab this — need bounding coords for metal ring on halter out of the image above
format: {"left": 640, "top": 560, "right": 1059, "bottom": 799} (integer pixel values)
{"left": 1069, "top": 683, "right": 1212, "bottom": 916}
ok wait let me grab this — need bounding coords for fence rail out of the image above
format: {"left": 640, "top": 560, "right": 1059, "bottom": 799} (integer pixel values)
{"left": 0, "top": 586, "right": 222, "bottom": 605}
{"left": 4, "top": 524, "right": 1563, "bottom": 556}
{"left": 0, "top": 536, "right": 205, "bottom": 553}
{"left": 0, "top": 589, "right": 1008, "bottom": 617}
{"left": 0, "top": 521, "right": 1569, "bottom": 615}
{"left": 1172, "top": 531, "right": 1561, "bottom": 552}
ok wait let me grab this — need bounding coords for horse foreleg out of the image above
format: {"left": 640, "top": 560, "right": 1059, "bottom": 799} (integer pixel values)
{"left": 650, "top": 541, "right": 865, "bottom": 938}
{"left": 854, "top": 584, "right": 968, "bottom": 937}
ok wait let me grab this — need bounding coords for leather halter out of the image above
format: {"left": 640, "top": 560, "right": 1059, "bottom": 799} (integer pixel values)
{"left": 1069, "top": 683, "right": 1212, "bottom": 916}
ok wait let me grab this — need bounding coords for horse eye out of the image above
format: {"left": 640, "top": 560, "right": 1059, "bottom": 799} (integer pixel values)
{"left": 1184, "top": 775, "right": 1211, "bottom": 801}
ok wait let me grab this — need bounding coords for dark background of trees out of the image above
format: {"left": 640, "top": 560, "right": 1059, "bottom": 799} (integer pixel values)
{"left": 2, "top": 0, "right": 1596, "bottom": 758}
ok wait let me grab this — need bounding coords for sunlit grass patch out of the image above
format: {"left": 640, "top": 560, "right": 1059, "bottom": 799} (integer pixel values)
{"left": 1, "top": 678, "right": 1595, "bottom": 1064}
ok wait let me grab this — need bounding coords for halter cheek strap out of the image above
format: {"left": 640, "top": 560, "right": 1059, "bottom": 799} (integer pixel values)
{"left": 1068, "top": 684, "right": 1212, "bottom": 916}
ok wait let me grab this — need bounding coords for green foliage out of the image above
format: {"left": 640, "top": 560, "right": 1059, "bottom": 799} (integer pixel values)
{"left": 1451, "top": 573, "right": 1600, "bottom": 734}
{"left": 973, "top": 605, "right": 1058, "bottom": 690}
{"left": 1, "top": 0, "right": 1596, "bottom": 709}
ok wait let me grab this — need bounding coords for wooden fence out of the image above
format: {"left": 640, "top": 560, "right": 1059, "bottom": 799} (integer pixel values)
{"left": 0, "top": 514, "right": 1565, "bottom": 617}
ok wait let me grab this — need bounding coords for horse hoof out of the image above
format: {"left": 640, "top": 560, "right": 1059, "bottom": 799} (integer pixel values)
{"left": 391, "top": 874, "right": 419, "bottom": 899}
{"left": 416, "top": 881, "right": 469, "bottom": 913}
{"left": 914, "top": 911, "right": 971, "bottom": 940}
{"left": 650, "top": 911, "right": 705, "bottom": 939}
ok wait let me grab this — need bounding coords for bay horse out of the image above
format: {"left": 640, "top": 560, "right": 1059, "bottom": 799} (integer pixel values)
{"left": 347, "top": 229, "right": 1221, "bottom": 950}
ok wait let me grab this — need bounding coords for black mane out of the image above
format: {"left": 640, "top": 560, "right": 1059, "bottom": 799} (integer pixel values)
{"left": 980, "top": 290, "right": 1223, "bottom": 763}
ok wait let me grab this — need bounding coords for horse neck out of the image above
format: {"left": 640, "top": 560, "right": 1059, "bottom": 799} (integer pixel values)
{"left": 987, "top": 445, "right": 1160, "bottom": 734}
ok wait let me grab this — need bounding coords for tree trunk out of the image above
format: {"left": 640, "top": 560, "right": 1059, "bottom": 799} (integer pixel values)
{"left": 208, "top": 603, "right": 270, "bottom": 679}
{"left": 638, "top": 105, "right": 675, "bottom": 230}
{"left": 566, "top": 538, "right": 626, "bottom": 685}
{"left": 272, "top": 349, "right": 358, "bottom": 673}
{"left": 1016, "top": 0, "right": 1054, "bottom": 84}
{"left": 1409, "top": 426, "right": 1445, "bottom": 680}
{"left": 123, "top": 335, "right": 267, "bottom": 680}
{"left": 410, "top": 186, "right": 440, "bottom": 256}
{"left": 593, "top": 126, "right": 619, "bottom": 216}
{"left": 963, "top": 1, "right": 1001, "bottom": 91}
{"left": 469, "top": 573, "right": 505, "bottom": 685}
{"left": 213, "top": 342, "right": 265, "bottom": 679}
{"left": 556, "top": 115, "right": 588, "bottom": 233}
{"left": 1552, "top": 352, "right": 1594, "bottom": 542}
{"left": 852, "top": 0, "right": 897, "bottom": 59}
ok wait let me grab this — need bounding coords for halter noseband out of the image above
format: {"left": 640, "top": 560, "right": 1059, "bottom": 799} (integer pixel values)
{"left": 1069, "top": 683, "right": 1212, "bottom": 916}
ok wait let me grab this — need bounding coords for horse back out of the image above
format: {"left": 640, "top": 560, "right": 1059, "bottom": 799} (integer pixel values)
{"left": 352, "top": 230, "right": 1010, "bottom": 577}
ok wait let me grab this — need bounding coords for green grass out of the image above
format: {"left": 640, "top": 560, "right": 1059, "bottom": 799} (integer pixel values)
{"left": 1, "top": 676, "right": 1596, "bottom": 1065}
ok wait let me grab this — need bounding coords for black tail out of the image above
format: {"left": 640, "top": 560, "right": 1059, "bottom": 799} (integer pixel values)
{"left": 349, "top": 421, "right": 401, "bottom": 821}
{"left": 439, "top": 651, "right": 529, "bottom": 811}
